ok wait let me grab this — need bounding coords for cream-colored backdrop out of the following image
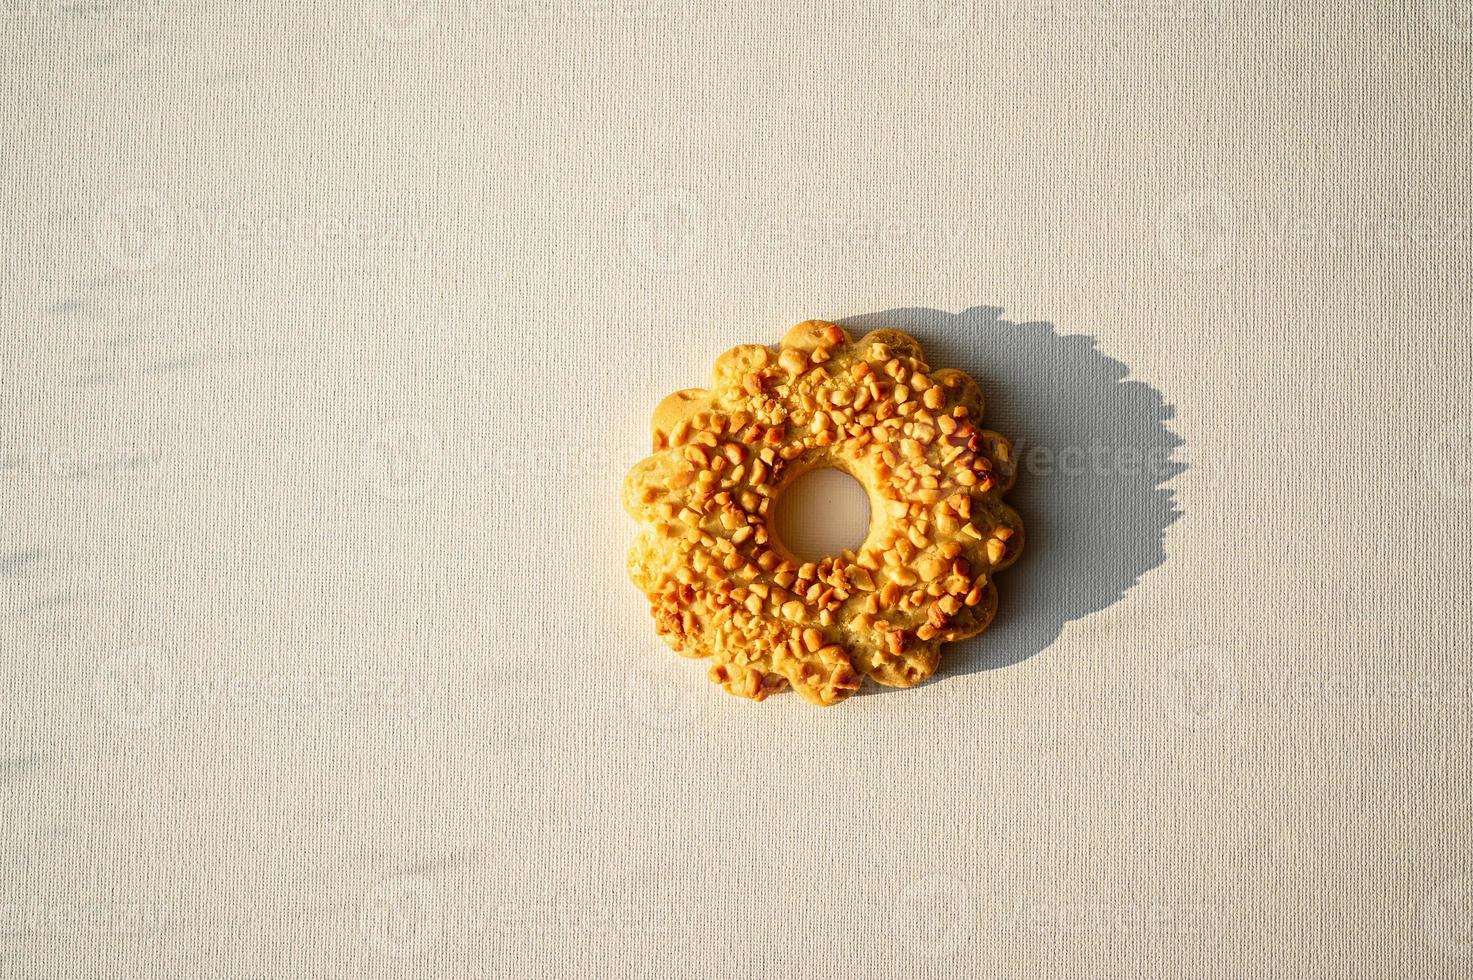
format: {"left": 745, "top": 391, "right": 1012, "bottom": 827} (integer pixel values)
{"left": 3, "top": 2, "right": 1470, "bottom": 977}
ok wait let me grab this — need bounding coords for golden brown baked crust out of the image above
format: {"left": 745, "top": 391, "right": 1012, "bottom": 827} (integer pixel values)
{"left": 622, "top": 321, "right": 1023, "bottom": 706}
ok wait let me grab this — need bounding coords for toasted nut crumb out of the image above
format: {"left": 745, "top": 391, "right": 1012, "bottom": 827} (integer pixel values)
{"left": 986, "top": 538, "right": 1006, "bottom": 564}
{"left": 816, "top": 644, "right": 845, "bottom": 666}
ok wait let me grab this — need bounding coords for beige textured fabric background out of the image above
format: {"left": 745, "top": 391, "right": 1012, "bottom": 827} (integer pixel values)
{"left": 3, "top": 1, "right": 1471, "bottom": 977}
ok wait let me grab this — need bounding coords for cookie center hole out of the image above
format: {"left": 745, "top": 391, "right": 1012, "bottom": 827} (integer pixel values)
{"left": 772, "top": 467, "right": 871, "bottom": 562}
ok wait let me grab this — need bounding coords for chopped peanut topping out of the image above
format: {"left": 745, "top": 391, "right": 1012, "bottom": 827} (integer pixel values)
{"left": 779, "top": 348, "right": 808, "bottom": 375}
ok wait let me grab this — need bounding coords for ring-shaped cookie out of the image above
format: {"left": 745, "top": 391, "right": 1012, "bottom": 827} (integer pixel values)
{"left": 622, "top": 320, "right": 1023, "bottom": 706}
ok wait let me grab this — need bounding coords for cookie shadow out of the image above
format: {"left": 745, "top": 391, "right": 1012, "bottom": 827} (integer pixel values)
{"left": 840, "top": 306, "right": 1185, "bottom": 678}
